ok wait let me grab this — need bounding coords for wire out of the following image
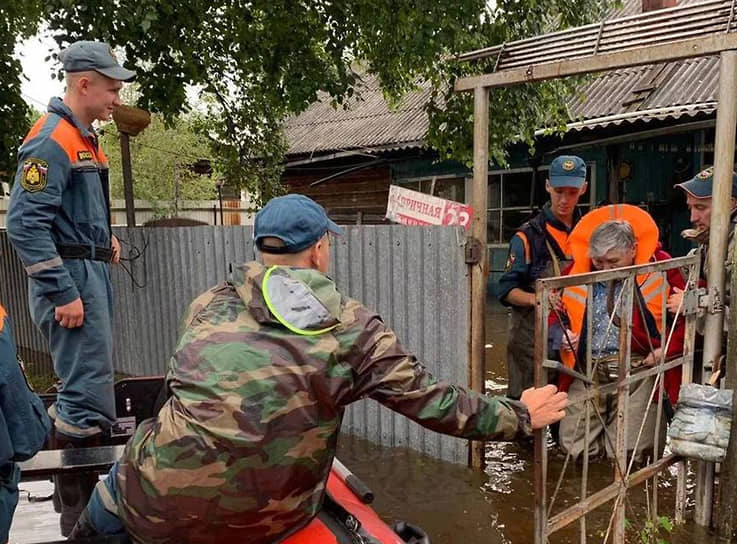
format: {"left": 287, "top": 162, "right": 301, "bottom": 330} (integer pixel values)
{"left": 21, "top": 92, "right": 49, "bottom": 109}
{"left": 116, "top": 232, "right": 151, "bottom": 289}
{"left": 132, "top": 141, "right": 221, "bottom": 166}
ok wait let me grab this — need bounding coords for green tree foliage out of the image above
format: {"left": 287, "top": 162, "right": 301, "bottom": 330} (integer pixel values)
{"left": 0, "top": 1, "right": 42, "bottom": 178}
{"left": 31, "top": 1, "right": 606, "bottom": 200}
{"left": 100, "top": 115, "right": 217, "bottom": 218}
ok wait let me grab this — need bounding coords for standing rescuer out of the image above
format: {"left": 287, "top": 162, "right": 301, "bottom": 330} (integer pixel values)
{"left": 6, "top": 40, "right": 135, "bottom": 535}
{"left": 496, "top": 155, "right": 588, "bottom": 399}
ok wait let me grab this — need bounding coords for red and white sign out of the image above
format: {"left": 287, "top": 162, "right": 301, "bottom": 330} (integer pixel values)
{"left": 385, "top": 185, "right": 473, "bottom": 230}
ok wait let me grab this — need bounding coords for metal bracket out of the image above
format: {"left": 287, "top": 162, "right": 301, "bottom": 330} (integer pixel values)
{"left": 682, "top": 287, "right": 707, "bottom": 316}
{"left": 465, "top": 237, "right": 483, "bottom": 265}
{"left": 696, "top": 286, "right": 725, "bottom": 315}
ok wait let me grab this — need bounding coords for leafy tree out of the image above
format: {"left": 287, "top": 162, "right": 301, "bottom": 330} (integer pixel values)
{"left": 100, "top": 115, "right": 218, "bottom": 218}
{"left": 24, "top": 1, "right": 607, "bottom": 200}
{"left": 0, "top": 0, "right": 42, "bottom": 179}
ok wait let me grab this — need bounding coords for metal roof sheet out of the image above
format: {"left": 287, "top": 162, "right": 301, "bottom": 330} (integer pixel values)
{"left": 284, "top": 74, "right": 432, "bottom": 157}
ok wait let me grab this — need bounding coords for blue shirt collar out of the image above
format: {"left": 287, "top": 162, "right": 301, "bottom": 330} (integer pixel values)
{"left": 48, "top": 97, "right": 98, "bottom": 141}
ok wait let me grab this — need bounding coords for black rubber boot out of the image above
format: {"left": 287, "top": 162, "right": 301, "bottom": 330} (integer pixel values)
{"left": 52, "top": 429, "right": 102, "bottom": 537}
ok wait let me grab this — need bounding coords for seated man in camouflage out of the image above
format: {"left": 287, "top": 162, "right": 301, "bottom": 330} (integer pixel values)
{"left": 72, "top": 194, "right": 568, "bottom": 543}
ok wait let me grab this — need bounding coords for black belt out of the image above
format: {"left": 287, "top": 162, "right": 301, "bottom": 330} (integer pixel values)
{"left": 57, "top": 244, "right": 113, "bottom": 263}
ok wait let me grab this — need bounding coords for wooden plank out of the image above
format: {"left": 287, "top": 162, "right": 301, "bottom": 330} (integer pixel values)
{"left": 20, "top": 445, "right": 125, "bottom": 480}
{"left": 455, "top": 33, "right": 737, "bottom": 91}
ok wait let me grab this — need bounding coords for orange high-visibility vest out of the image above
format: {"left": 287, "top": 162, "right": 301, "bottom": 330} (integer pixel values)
{"left": 559, "top": 204, "right": 664, "bottom": 370}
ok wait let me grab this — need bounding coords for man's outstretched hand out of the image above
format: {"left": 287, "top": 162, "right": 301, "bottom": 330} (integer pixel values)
{"left": 520, "top": 384, "right": 568, "bottom": 429}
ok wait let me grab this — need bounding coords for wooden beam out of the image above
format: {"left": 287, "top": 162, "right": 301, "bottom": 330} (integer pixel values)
{"left": 119, "top": 132, "right": 136, "bottom": 227}
{"left": 468, "top": 86, "right": 489, "bottom": 470}
{"left": 455, "top": 33, "right": 737, "bottom": 92}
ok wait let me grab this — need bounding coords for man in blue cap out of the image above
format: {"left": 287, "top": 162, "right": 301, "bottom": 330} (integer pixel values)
{"left": 69, "top": 193, "right": 568, "bottom": 542}
{"left": 6, "top": 39, "right": 135, "bottom": 535}
{"left": 668, "top": 167, "right": 737, "bottom": 330}
{"left": 496, "top": 155, "right": 588, "bottom": 399}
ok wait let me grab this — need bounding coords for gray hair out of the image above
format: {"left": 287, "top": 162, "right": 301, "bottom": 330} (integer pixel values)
{"left": 589, "top": 220, "right": 635, "bottom": 259}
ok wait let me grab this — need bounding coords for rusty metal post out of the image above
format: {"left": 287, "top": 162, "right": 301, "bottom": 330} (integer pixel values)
{"left": 469, "top": 86, "right": 489, "bottom": 470}
{"left": 676, "top": 257, "right": 699, "bottom": 523}
{"left": 119, "top": 132, "right": 136, "bottom": 227}
{"left": 581, "top": 285, "right": 594, "bottom": 543}
{"left": 717, "top": 223, "right": 737, "bottom": 540}
{"left": 534, "top": 278, "right": 549, "bottom": 544}
{"left": 613, "top": 278, "right": 634, "bottom": 543}
{"left": 696, "top": 48, "right": 737, "bottom": 528}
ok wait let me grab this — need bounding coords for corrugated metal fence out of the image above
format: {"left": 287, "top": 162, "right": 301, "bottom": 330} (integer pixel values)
{"left": 0, "top": 225, "right": 470, "bottom": 464}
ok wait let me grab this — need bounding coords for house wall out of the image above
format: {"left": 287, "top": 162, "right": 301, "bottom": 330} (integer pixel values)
{"left": 283, "top": 166, "right": 392, "bottom": 224}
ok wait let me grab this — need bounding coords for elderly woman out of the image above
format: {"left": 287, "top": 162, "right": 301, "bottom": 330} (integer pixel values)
{"left": 552, "top": 206, "right": 684, "bottom": 463}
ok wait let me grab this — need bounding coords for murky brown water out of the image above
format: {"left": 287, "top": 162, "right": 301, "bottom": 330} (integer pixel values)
{"left": 336, "top": 300, "right": 721, "bottom": 544}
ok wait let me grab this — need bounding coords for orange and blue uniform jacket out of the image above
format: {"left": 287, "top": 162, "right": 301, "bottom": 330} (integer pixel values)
{"left": 7, "top": 97, "right": 115, "bottom": 436}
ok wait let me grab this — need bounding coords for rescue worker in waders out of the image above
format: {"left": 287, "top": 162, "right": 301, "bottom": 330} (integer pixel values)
{"left": 552, "top": 205, "right": 685, "bottom": 463}
{"left": 6, "top": 40, "right": 135, "bottom": 535}
{"left": 496, "top": 155, "right": 588, "bottom": 399}
{"left": 70, "top": 194, "right": 569, "bottom": 543}
{"left": 0, "top": 303, "right": 50, "bottom": 543}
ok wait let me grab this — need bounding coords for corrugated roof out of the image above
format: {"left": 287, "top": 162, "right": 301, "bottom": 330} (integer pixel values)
{"left": 567, "top": 55, "right": 719, "bottom": 129}
{"left": 567, "top": 0, "right": 722, "bottom": 130}
{"left": 284, "top": 74, "right": 431, "bottom": 157}
{"left": 285, "top": 0, "right": 723, "bottom": 156}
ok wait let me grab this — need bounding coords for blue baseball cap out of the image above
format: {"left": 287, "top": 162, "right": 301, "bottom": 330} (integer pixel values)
{"left": 60, "top": 40, "right": 136, "bottom": 82}
{"left": 255, "top": 194, "right": 344, "bottom": 253}
{"left": 549, "top": 155, "right": 587, "bottom": 188}
{"left": 675, "top": 167, "right": 737, "bottom": 199}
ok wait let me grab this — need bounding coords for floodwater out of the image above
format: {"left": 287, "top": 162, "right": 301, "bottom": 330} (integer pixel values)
{"left": 336, "top": 300, "right": 721, "bottom": 544}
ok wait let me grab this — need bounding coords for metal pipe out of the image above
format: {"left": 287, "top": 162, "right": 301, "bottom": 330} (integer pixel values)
{"left": 469, "top": 86, "right": 489, "bottom": 471}
{"left": 534, "top": 277, "right": 549, "bottom": 544}
{"left": 717, "top": 222, "right": 737, "bottom": 538}
{"left": 695, "top": 48, "right": 737, "bottom": 528}
{"left": 332, "top": 458, "right": 374, "bottom": 504}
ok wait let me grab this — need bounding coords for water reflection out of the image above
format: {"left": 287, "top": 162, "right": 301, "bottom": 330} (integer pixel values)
{"left": 336, "top": 300, "right": 717, "bottom": 544}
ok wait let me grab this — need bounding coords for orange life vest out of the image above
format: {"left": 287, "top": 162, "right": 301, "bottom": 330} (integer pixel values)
{"left": 560, "top": 204, "right": 664, "bottom": 370}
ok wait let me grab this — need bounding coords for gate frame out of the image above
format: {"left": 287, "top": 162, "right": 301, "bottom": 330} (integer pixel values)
{"left": 534, "top": 253, "right": 699, "bottom": 543}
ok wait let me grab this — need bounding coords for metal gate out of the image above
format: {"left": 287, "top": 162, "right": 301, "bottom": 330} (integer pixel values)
{"left": 533, "top": 254, "right": 700, "bottom": 542}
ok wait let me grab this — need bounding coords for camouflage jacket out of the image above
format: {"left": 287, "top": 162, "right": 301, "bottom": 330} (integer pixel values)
{"left": 117, "top": 262, "right": 531, "bottom": 543}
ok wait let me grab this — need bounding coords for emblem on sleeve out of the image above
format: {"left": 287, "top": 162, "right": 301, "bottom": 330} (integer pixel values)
{"left": 20, "top": 158, "right": 49, "bottom": 193}
{"left": 505, "top": 252, "right": 516, "bottom": 272}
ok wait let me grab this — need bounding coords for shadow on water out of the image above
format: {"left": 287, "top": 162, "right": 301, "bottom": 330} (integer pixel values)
{"left": 336, "top": 299, "right": 720, "bottom": 544}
